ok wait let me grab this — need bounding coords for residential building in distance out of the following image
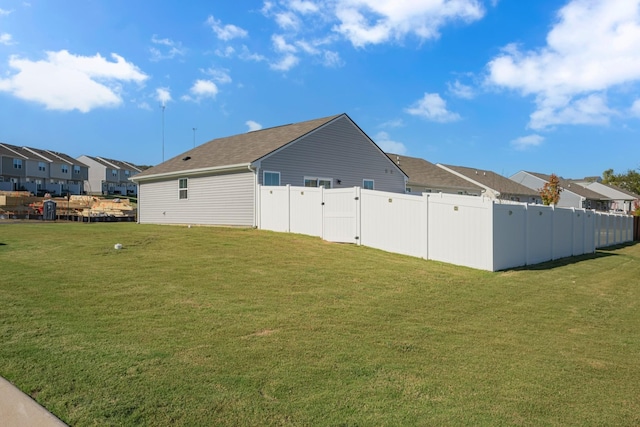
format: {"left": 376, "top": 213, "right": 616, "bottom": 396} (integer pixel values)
{"left": 510, "top": 171, "right": 609, "bottom": 210}
{"left": 77, "top": 155, "right": 144, "bottom": 196}
{"left": 438, "top": 164, "right": 541, "bottom": 203}
{"left": 571, "top": 179, "right": 639, "bottom": 213}
{"left": 386, "top": 153, "right": 483, "bottom": 196}
{"left": 0, "top": 142, "right": 88, "bottom": 195}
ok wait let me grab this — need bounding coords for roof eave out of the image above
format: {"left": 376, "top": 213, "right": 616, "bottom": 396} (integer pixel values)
{"left": 130, "top": 163, "right": 252, "bottom": 182}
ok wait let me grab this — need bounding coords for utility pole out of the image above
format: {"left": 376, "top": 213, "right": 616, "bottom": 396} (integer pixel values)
{"left": 161, "top": 104, "right": 166, "bottom": 162}
{"left": 193, "top": 127, "right": 197, "bottom": 148}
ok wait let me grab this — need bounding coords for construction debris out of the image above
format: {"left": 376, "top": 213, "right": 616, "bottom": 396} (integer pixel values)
{"left": 0, "top": 191, "right": 136, "bottom": 220}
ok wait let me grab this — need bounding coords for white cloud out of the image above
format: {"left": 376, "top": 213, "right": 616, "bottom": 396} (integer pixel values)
{"left": 486, "top": 0, "right": 640, "bottom": 130}
{"left": 246, "top": 120, "right": 263, "bottom": 131}
{"left": 207, "top": 15, "right": 248, "bottom": 41}
{"left": 374, "top": 131, "right": 407, "bottom": 154}
{"left": 0, "top": 50, "right": 147, "bottom": 112}
{"left": 0, "top": 33, "right": 13, "bottom": 45}
{"left": 448, "top": 79, "right": 474, "bottom": 99}
{"left": 290, "top": 0, "right": 319, "bottom": 14}
{"left": 276, "top": 11, "right": 301, "bottom": 30}
{"left": 510, "top": 134, "right": 544, "bottom": 151}
{"left": 150, "top": 35, "right": 186, "bottom": 61}
{"left": 406, "top": 92, "right": 461, "bottom": 123}
{"left": 270, "top": 53, "right": 300, "bottom": 71}
{"left": 631, "top": 99, "right": 640, "bottom": 117}
{"left": 379, "top": 118, "right": 404, "bottom": 128}
{"left": 0, "top": 8, "right": 11, "bottom": 15}
{"left": 155, "top": 87, "right": 172, "bottom": 106}
{"left": 239, "top": 45, "right": 267, "bottom": 62}
{"left": 333, "top": 0, "right": 485, "bottom": 47}
{"left": 182, "top": 79, "right": 218, "bottom": 102}
{"left": 272, "top": 34, "right": 297, "bottom": 53}
{"left": 204, "top": 67, "right": 232, "bottom": 84}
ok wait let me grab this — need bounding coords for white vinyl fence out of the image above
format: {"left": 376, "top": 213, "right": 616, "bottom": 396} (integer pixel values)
{"left": 258, "top": 185, "right": 634, "bottom": 271}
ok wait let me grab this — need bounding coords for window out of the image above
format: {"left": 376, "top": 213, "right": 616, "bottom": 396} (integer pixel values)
{"left": 263, "top": 171, "right": 280, "bottom": 186}
{"left": 38, "top": 162, "right": 46, "bottom": 171}
{"left": 304, "top": 177, "right": 332, "bottom": 188}
{"left": 363, "top": 179, "right": 374, "bottom": 190}
{"left": 111, "top": 169, "right": 118, "bottom": 177}
{"left": 13, "top": 159, "right": 22, "bottom": 169}
{"left": 405, "top": 187, "right": 412, "bottom": 193}
{"left": 124, "top": 170, "right": 130, "bottom": 176}
{"left": 73, "top": 165, "right": 81, "bottom": 174}
{"left": 61, "top": 164, "right": 69, "bottom": 174}
{"left": 179, "top": 178, "right": 188, "bottom": 199}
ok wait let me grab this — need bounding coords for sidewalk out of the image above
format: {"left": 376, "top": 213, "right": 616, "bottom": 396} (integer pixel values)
{"left": 0, "top": 377, "right": 67, "bottom": 427}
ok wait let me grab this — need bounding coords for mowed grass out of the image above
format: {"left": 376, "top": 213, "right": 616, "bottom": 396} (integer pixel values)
{"left": 1, "top": 223, "right": 639, "bottom": 426}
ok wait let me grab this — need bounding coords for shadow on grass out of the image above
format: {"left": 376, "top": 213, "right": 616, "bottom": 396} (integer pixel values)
{"left": 506, "top": 242, "right": 637, "bottom": 271}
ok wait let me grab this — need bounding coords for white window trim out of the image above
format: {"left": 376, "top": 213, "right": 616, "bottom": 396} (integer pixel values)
{"left": 13, "top": 159, "right": 22, "bottom": 169}
{"left": 263, "top": 171, "right": 281, "bottom": 186}
{"left": 304, "top": 176, "right": 332, "bottom": 188}
{"left": 363, "top": 179, "right": 374, "bottom": 190}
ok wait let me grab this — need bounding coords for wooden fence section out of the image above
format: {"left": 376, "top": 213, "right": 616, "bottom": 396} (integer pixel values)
{"left": 258, "top": 185, "right": 634, "bottom": 271}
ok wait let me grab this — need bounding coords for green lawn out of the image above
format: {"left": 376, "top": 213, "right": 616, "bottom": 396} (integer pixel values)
{"left": 1, "top": 222, "right": 639, "bottom": 426}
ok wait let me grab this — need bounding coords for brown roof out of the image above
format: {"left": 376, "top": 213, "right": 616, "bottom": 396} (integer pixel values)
{"left": 386, "top": 153, "right": 482, "bottom": 191}
{"left": 135, "top": 114, "right": 343, "bottom": 179}
{"left": 527, "top": 172, "right": 607, "bottom": 200}
{"left": 441, "top": 164, "right": 540, "bottom": 197}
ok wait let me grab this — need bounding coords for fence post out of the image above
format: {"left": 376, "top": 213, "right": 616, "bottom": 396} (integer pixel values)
{"left": 286, "top": 184, "right": 291, "bottom": 233}
{"left": 355, "top": 186, "right": 362, "bottom": 246}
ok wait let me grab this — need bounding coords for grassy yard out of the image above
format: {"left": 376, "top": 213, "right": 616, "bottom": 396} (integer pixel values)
{"left": 1, "top": 222, "right": 639, "bottom": 426}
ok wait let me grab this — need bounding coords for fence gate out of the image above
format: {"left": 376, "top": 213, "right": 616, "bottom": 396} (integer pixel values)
{"left": 322, "top": 187, "right": 360, "bottom": 244}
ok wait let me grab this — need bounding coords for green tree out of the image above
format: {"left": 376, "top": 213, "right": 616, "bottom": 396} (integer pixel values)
{"left": 539, "top": 173, "right": 562, "bottom": 205}
{"left": 602, "top": 168, "right": 640, "bottom": 195}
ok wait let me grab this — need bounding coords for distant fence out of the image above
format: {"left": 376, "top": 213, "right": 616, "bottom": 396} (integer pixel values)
{"left": 257, "top": 185, "right": 634, "bottom": 271}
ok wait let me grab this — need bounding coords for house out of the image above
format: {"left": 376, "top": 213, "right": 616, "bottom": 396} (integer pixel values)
{"left": 571, "top": 180, "right": 639, "bottom": 213}
{"left": 510, "top": 171, "right": 609, "bottom": 210}
{"left": 131, "top": 113, "right": 408, "bottom": 226}
{"left": 386, "top": 153, "right": 483, "bottom": 196}
{"left": 437, "top": 164, "right": 541, "bottom": 203}
{"left": 77, "top": 155, "right": 144, "bottom": 196}
{"left": 0, "top": 143, "right": 89, "bottom": 195}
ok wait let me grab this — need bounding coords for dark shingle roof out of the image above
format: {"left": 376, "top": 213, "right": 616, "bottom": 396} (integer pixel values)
{"left": 386, "top": 153, "right": 482, "bottom": 191}
{"left": 135, "top": 114, "right": 343, "bottom": 179}
{"left": 441, "top": 164, "right": 540, "bottom": 197}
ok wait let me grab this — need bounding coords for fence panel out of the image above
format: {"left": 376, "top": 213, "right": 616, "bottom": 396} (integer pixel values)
{"left": 359, "top": 190, "right": 427, "bottom": 258}
{"left": 552, "top": 207, "right": 573, "bottom": 259}
{"left": 492, "top": 204, "right": 527, "bottom": 271}
{"left": 427, "top": 194, "right": 493, "bottom": 271}
{"left": 289, "top": 186, "right": 323, "bottom": 237}
{"left": 526, "top": 205, "right": 554, "bottom": 265}
{"left": 583, "top": 211, "right": 596, "bottom": 253}
{"left": 323, "top": 187, "right": 360, "bottom": 244}
{"left": 259, "top": 186, "right": 290, "bottom": 232}
{"left": 572, "top": 209, "right": 586, "bottom": 256}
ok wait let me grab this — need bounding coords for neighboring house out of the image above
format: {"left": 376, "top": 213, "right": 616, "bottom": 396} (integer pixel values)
{"left": 131, "top": 113, "right": 408, "bottom": 226}
{"left": 438, "top": 164, "right": 541, "bottom": 203}
{"left": 510, "top": 171, "right": 609, "bottom": 210}
{"left": 0, "top": 142, "right": 88, "bottom": 195}
{"left": 572, "top": 180, "right": 639, "bottom": 213}
{"left": 386, "top": 153, "right": 483, "bottom": 196}
{"left": 77, "top": 155, "right": 144, "bottom": 196}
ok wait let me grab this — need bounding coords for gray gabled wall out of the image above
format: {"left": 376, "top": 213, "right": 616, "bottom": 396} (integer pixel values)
{"left": 258, "top": 116, "right": 406, "bottom": 193}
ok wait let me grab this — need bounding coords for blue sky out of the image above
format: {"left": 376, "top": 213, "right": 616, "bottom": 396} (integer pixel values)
{"left": 1, "top": 0, "right": 639, "bottom": 179}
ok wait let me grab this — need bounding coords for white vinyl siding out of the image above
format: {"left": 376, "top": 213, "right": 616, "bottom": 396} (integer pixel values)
{"left": 138, "top": 171, "right": 255, "bottom": 226}
{"left": 258, "top": 115, "right": 405, "bottom": 193}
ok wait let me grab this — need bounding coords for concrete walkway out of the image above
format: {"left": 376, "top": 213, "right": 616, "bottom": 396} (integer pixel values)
{"left": 0, "top": 377, "right": 67, "bottom": 426}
